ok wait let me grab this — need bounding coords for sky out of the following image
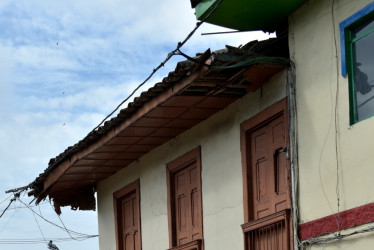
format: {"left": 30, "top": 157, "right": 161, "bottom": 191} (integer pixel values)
{"left": 0, "top": 1, "right": 272, "bottom": 249}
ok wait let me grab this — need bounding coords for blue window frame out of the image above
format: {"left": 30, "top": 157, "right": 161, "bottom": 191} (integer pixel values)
{"left": 340, "top": 2, "right": 374, "bottom": 124}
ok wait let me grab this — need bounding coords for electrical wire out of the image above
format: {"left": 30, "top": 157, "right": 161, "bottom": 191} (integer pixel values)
{"left": 6, "top": 0, "right": 226, "bottom": 198}
{"left": 0, "top": 197, "right": 16, "bottom": 219}
{"left": 0, "top": 201, "right": 49, "bottom": 213}
{"left": 317, "top": 16, "right": 341, "bottom": 233}
{"left": 17, "top": 198, "right": 97, "bottom": 238}
{"left": 0, "top": 235, "right": 98, "bottom": 245}
{"left": 32, "top": 210, "right": 47, "bottom": 243}
{"left": 303, "top": 2, "right": 351, "bottom": 247}
{"left": 87, "top": 0, "right": 223, "bottom": 132}
{"left": 0, "top": 195, "right": 13, "bottom": 206}
{"left": 0, "top": 204, "right": 17, "bottom": 234}
{"left": 303, "top": 223, "right": 374, "bottom": 245}
{"left": 332, "top": 0, "right": 342, "bottom": 234}
{"left": 49, "top": 202, "right": 77, "bottom": 240}
{"left": 316, "top": 0, "right": 341, "bottom": 237}
{"left": 8, "top": 0, "right": 289, "bottom": 205}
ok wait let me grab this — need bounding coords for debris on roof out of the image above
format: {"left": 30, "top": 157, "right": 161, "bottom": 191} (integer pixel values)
{"left": 26, "top": 36, "right": 290, "bottom": 213}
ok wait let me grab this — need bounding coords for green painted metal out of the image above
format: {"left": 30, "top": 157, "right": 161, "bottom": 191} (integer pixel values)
{"left": 345, "top": 20, "right": 374, "bottom": 124}
{"left": 195, "top": 0, "right": 307, "bottom": 31}
{"left": 345, "top": 28, "right": 357, "bottom": 124}
{"left": 351, "top": 26, "right": 374, "bottom": 43}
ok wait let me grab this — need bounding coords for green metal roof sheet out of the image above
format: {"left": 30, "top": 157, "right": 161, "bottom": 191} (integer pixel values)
{"left": 195, "top": 0, "right": 307, "bottom": 31}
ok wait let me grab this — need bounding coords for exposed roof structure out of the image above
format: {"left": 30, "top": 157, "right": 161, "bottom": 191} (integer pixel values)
{"left": 28, "top": 36, "right": 290, "bottom": 213}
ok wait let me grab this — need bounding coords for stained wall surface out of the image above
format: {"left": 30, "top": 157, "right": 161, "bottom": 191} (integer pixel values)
{"left": 290, "top": 0, "right": 374, "bottom": 247}
{"left": 96, "top": 0, "right": 374, "bottom": 248}
{"left": 96, "top": 71, "right": 287, "bottom": 250}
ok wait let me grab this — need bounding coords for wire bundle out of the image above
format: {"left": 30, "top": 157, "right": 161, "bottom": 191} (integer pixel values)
{"left": 0, "top": 193, "right": 98, "bottom": 246}
{"left": 0, "top": 235, "right": 97, "bottom": 245}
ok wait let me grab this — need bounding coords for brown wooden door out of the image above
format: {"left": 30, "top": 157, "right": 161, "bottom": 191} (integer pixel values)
{"left": 121, "top": 192, "right": 140, "bottom": 250}
{"left": 241, "top": 99, "right": 292, "bottom": 250}
{"left": 174, "top": 162, "right": 202, "bottom": 246}
{"left": 114, "top": 180, "right": 141, "bottom": 250}
{"left": 249, "top": 114, "right": 290, "bottom": 220}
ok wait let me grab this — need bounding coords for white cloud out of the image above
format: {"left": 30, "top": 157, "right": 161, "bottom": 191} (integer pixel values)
{"left": 0, "top": 1, "right": 275, "bottom": 250}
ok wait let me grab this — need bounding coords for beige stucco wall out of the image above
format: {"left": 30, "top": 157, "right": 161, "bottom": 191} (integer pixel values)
{"left": 290, "top": 0, "right": 374, "bottom": 246}
{"left": 96, "top": 70, "right": 287, "bottom": 250}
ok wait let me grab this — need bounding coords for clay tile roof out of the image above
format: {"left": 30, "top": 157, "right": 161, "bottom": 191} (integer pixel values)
{"left": 27, "top": 36, "right": 289, "bottom": 212}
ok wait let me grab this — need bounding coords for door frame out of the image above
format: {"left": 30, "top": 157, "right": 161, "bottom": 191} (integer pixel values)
{"left": 113, "top": 179, "right": 141, "bottom": 250}
{"left": 240, "top": 98, "right": 290, "bottom": 223}
{"left": 166, "top": 146, "right": 203, "bottom": 249}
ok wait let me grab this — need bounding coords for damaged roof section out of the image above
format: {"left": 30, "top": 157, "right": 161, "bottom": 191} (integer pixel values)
{"left": 29, "top": 36, "right": 290, "bottom": 213}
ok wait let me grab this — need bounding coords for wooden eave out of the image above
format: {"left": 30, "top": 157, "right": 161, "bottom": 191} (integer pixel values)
{"left": 29, "top": 38, "right": 289, "bottom": 212}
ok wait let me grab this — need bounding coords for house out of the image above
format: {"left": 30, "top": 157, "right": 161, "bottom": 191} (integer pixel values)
{"left": 24, "top": 0, "right": 374, "bottom": 249}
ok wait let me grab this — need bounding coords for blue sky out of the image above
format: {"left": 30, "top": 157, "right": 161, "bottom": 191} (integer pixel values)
{"left": 0, "top": 1, "right": 271, "bottom": 249}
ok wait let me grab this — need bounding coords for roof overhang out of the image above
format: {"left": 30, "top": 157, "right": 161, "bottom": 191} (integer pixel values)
{"left": 193, "top": 0, "right": 307, "bottom": 31}
{"left": 28, "top": 38, "right": 290, "bottom": 213}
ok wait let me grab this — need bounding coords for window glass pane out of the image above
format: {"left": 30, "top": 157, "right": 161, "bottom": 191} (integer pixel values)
{"left": 352, "top": 30, "right": 374, "bottom": 121}
{"left": 352, "top": 18, "right": 374, "bottom": 39}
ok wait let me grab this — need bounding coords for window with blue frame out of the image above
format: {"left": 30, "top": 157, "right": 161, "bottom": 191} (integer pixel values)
{"left": 341, "top": 2, "right": 374, "bottom": 124}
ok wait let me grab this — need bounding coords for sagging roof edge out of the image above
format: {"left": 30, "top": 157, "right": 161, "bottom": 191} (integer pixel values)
{"left": 34, "top": 54, "right": 214, "bottom": 205}
{"left": 5, "top": 36, "right": 290, "bottom": 213}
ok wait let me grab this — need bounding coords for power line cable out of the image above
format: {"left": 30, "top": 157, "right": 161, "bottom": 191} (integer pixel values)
{"left": 49, "top": 202, "right": 77, "bottom": 240}
{"left": 317, "top": 0, "right": 341, "bottom": 236}
{"left": 305, "top": 2, "right": 343, "bottom": 246}
{"left": 32, "top": 210, "right": 47, "bottom": 243}
{"left": 317, "top": 37, "right": 340, "bottom": 233}
{"left": 5, "top": 0, "right": 225, "bottom": 197}
{"left": 332, "top": 0, "right": 342, "bottom": 234}
{"left": 0, "top": 235, "right": 98, "bottom": 245}
{"left": 92, "top": 0, "right": 223, "bottom": 131}
{"left": 0, "top": 195, "right": 13, "bottom": 206}
{"left": 0, "top": 205, "right": 17, "bottom": 234}
{"left": 0, "top": 201, "right": 49, "bottom": 213}
{"left": 0, "top": 197, "right": 16, "bottom": 219}
{"left": 302, "top": 223, "right": 374, "bottom": 245}
{"left": 17, "top": 198, "right": 97, "bottom": 238}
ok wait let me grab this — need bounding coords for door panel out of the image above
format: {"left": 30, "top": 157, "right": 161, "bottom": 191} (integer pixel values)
{"left": 120, "top": 193, "right": 139, "bottom": 250}
{"left": 250, "top": 114, "right": 290, "bottom": 220}
{"left": 173, "top": 162, "right": 201, "bottom": 246}
{"left": 167, "top": 147, "right": 203, "bottom": 249}
{"left": 114, "top": 180, "right": 141, "bottom": 250}
{"left": 275, "top": 151, "right": 287, "bottom": 195}
{"left": 175, "top": 169, "right": 189, "bottom": 245}
{"left": 251, "top": 125, "right": 273, "bottom": 219}
{"left": 241, "top": 99, "right": 292, "bottom": 250}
